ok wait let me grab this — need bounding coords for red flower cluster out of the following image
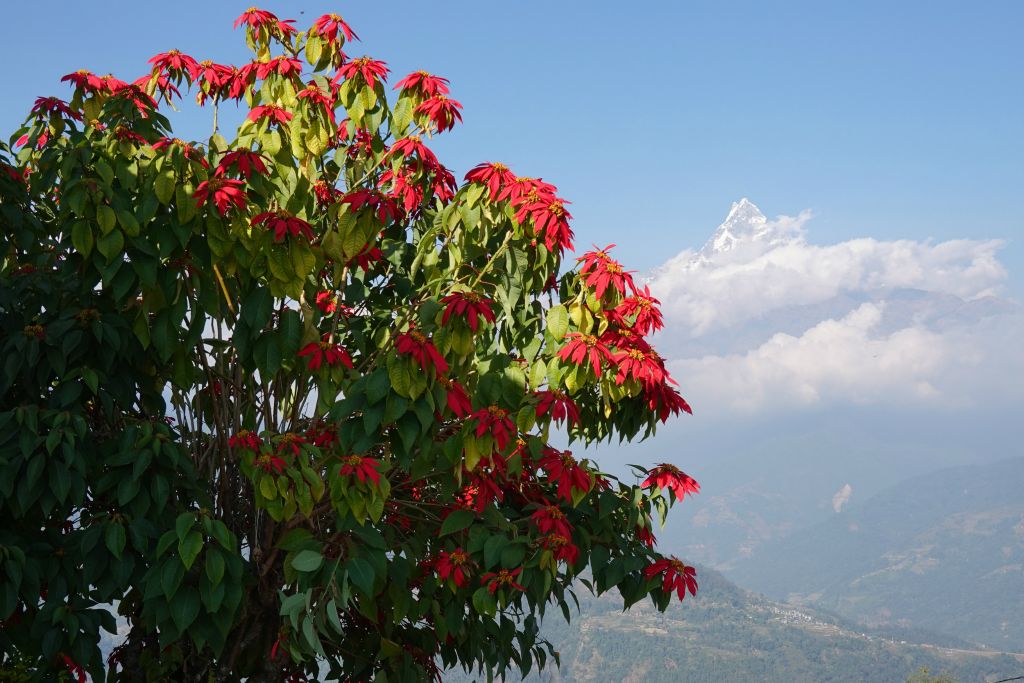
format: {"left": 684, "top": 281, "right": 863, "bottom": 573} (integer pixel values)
{"left": 530, "top": 504, "right": 572, "bottom": 538}
{"left": 534, "top": 390, "right": 580, "bottom": 426}
{"left": 275, "top": 432, "right": 307, "bottom": 457}
{"left": 644, "top": 557, "right": 698, "bottom": 602}
{"left": 614, "top": 285, "right": 664, "bottom": 335}
{"left": 234, "top": 7, "right": 295, "bottom": 39}
{"left": 31, "top": 97, "right": 81, "bottom": 122}
{"left": 578, "top": 244, "right": 635, "bottom": 300}
{"left": 215, "top": 150, "right": 268, "bottom": 179}
{"left": 192, "top": 177, "right": 247, "bottom": 215}
{"left": 557, "top": 333, "right": 615, "bottom": 378}
{"left": 394, "top": 71, "right": 450, "bottom": 98}
{"left": 468, "top": 406, "right": 515, "bottom": 452}
{"left": 254, "top": 56, "right": 304, "bottom": 80}
{"left": 538, "top": 449, "right": 591, "bottom": 503}
{"left": 464, "top": 162, "right": 516, "bottom": 200}
{"left": 480, "top": 567, "right": 525, "bottom": 594}
{"left": 539, "top": 532, "right": 579, "bottom": 564}
{"left": 312, "top": 13, "right": 359, "bottom": 44}
{"left": 248, "top": 104, "right": 293, "bottom": 127}
{"left": 640, "top": 463, "right": 700, "bottom": 502}
{"left": 61, "top": 70, "right": 106, "bottom": 93}
{"left": 297, "top": 337, "right": 353, "bottom": 371}
{"left": 252, "top": 211, "right": 315, "bottom": 243}
{"left": 435, "top": 548, "right": 472, "bottom": 588}
{"left": 341, "top": 189, "right": 400, "bottom": 224}
{"left": 439, "top": 377, "right": 472, "bottom": 418}
{"left": 338, "top": 455, "right": 382, "bottom": 486}
{"left": 395, "top": 330, "right": 449, "bottom": 376}
{"left": 440, "top": 291, "right": 495, "bottom": 332}
{"left": 335, "top": 56, "right": 389, "bottom": 89}
{"left": 297, "top": 82, "right": 337, "bottom": 126}
{"left": 229, "top": 429, "right": 263, "bottom": 452}
{"left": 415, "top": 95, "right": 462, "bottom": 133}
{"left": 148, "top": 50, "right": 200, "bottom": 84}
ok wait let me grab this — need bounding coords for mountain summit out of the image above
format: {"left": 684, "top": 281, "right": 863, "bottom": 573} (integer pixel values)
{"left": 696, "top": 198, "right": 803, "bottom": 262}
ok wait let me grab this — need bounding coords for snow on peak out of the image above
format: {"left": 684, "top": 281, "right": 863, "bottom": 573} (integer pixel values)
{"left": 696, "top": 198, "right": 804, "bottom": 262}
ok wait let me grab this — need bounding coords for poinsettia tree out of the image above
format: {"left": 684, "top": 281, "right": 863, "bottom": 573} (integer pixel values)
{"left": 0, "top": 8, "right": 699, "bottom": 681}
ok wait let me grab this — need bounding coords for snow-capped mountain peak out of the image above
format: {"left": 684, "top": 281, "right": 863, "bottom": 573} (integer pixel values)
{"left": 697, "top": 198, "right": 803, "bottom": 261}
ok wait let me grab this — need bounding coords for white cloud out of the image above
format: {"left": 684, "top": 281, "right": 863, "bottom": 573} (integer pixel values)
{"left": 649, "top": 201, "right": 1022, "bottom": 417}
{"left": 832, "top": 484, "right": 853, "bottom": 513}
{"left": 649, "top": 219, "right": 1007, "bottom": 338}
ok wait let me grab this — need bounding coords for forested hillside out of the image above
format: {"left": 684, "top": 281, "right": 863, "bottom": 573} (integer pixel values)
{"left": 447, "top": 566, "right": 1024, "bottom": 682}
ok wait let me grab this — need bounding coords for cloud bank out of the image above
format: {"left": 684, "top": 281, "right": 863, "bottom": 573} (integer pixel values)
{"left": 648, "top": 200, "right": 1021, "bottom": 417}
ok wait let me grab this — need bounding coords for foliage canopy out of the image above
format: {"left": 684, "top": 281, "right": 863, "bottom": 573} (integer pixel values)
{"left": 0, "top": 8, "right": 698, "bottom": 681}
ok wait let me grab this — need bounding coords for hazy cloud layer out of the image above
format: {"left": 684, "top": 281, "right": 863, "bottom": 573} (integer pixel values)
{"left": 650, "top": 225, "right": 1007, "bottom": 337}
{"left": 649, "top": 202, "right": 1021, "bottom": 417}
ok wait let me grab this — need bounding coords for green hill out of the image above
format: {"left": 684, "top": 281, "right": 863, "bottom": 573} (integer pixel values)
{"left": 728, "top": 457, "right": 1024, "bottom": 651}
{"left": 446, "top": 566, "right": 1024, "bottom": 682}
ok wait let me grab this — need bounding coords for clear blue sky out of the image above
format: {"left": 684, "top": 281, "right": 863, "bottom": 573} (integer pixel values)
{"left": 3, "top": 1, "right": 1021, "bottom": 294}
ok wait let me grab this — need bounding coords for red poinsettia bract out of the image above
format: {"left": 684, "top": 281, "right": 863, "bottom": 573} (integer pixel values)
{"left": 435, "top": 548, "right": 472, "bottom": 588}
{"left": 641, "top": 463, "right": 700, "bottom": 502}
{"left": 313, "top": 13, "right": 359, "bottom": 44}
{"left": 578, "top": 244, "right": 635, "bottom": 299}
{"left": 395, "top": 330, "right": 449, "bottom": 376}
{"left": 645, "top": 381, "right": 693, "bottom": 421}
{"left": 540, "top": 532, "right": 579, "bottom": 565}
{"left": 216, "top": 150, "right": 268, "bottom": 179}
{"left": 557, "top": 333, "right": 615, "bottom": 378}
{"left": 530, "top": 504, "right": 572, "bottom": 538}
{"left": 252, "top": 211, "right": 315, "bottom": 243}
{"left": 615, "top": 285, "right": 664, "bottom": 335}
{"left": 415, "top": 95, "right": 462, "bottom": 133}
{"left": 439, "top": 377, "right": 472, "bottom": 418}
{"left": 468, "top": 406, "right": 515, "bottom": 452}
{"left": 248, "top": 104, "right": 293, "bottom": 127}
{"left": 613, "top": 347, "right": 666, "bottom": 387}
{"left": 394, "top": 71, "right": 450, "bottom": 98}
{"left": 297, "top": 338, "right": 353, "bottom": 371}
{"left": 334, "top": 56, "right": 389, "bottom": 88}
{"left": 440, "top": 292, "right": 495, "bottom": 332}
{"left": 192, "top": 178, "right": 247, "bottom": 215}
{"left": 229, "top": 430, "right": 263, "bottom": 452}
{"left": 465, "top": 162, "right": 516, "bottom": 200}
{"left": 31, "top": 97, "right": 81, "bottom": 121}
{"left": 538, "top": 449, "right": 591, "bottom": 503}
{"left": 480, "top": 567, "right": 525, "bottom": 594}
{"left": 534, "top": 390, "right": 580, "bottom": 426}
{"left": 644, "top": 557, "right": 698, "bottom": 602}
{"left": 338, "top": 455, "right": 382, "bottom": 486}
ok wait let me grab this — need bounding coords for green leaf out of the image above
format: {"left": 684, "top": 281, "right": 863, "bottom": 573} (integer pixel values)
{"left": 116, "top": 209, "right": 140, "bottom": 236}
{"left": 439, "top": 509, "right": 475, "bottom": 537}
{"left": 547, "top": 304, "right": 569, "bottom": 341}
{"left": 347, "top": 557, "right": 375, "bottom": 596}
{"left": 71, "top": 221, "right": 94, "bottom": 257}
{"left": 96, "top": 204, "right": 116, "bottom": 234}
{"left": 169, "top": 585, "right": 200, "bottom": 633}
{"left": 305, "top": 34, "right": 323, "bottom": 65}
{"left": 205, "top": 549, "right": 225, "bottom": 587}
{"left": 104, "top": 523, "right": 126, "bottom": 560}
{"left": 472, "top": 586, "right": 496, "bottom": 617}
{"left": 96, "top": 230, "right": 124, "bottom": 260}
{"left": 259, "top": 476, "right": 278, "bottom": 500}
{"left": 154, "top": 171, "right": 175, "bottom": 204}
{"left": 176, "top": 512, "right": 194, "bottom": 542}
{"left": 179, "top": 530, "right": 203, "bottom": 571}
{"left": 291, "top": 549, "right": 323, "bottom": 573}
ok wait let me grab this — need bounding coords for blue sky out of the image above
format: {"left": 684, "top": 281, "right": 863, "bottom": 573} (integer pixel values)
{"left": 2, "top": 0, "right": 1022, "bottom": 293}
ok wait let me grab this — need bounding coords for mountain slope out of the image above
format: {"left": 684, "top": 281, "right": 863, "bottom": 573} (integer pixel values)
{"left": 727, "top": 458, "right": 1024, "bottom": 651}
{"left": 446, "top": 567, "right": 1023, "bottom": 682}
